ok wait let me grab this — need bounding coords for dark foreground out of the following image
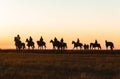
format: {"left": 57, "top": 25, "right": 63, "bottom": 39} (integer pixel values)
{"left": 0, "top": 50, "right": 120, "bottom": 79}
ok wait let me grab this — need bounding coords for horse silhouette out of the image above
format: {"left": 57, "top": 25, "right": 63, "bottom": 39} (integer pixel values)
{"left": 26, "top": 38, "right": 35, "bottom": 49}
{"left": 14, "top": 37, "right": 25, "bottom": 50}
{"left": 90, "top": 43, "right": 101, "bottom": 50}
{"left": 37, "top": 41, "right": 46, "bottom": 49}
{"left": 83, "top": 44, "right": 89, "bottom": 50}
{"left": 60, "top": 42, "right": 67, "bottom": 50}
{"left": 50, "top": 39, "right": 67, "bottom": 50}
{"left": 105, "top": 40, "right": 114, "bottom": 50}
{"left": 72, "top": 41, "right": 83, "bottom": 49}
{"left": 50, "top": 40, "right": 59, "bottom": 49}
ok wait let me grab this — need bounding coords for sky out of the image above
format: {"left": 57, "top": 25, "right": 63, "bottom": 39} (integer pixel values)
{"left": 0, "top": 0, "right": 120, "bottom": 49}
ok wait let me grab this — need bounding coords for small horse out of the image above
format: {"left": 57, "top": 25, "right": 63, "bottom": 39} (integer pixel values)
{"left": 37, "top": 41, "right": 46, "bottom": 49}
{"left": 26, "top": 38, "right": 35, "bottom": 49}
{"left": 83, "top": 44, "right": 89, "bottom": 50}
{"left": 90, "top": 43, "right": 101, "bottom": 50}
{"left": 72, "top": 41, "right": 83, "bottom": 49}
{"left": 105, "top": 40, "right": 114, "bottom": 50}
{"left": 14, "top": 37, "right": 25, "bottom": 50}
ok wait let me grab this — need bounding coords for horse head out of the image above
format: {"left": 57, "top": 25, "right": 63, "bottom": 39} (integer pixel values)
{"left": 26, "top": 38, "right": 29, "bottom": 42}
{"left": 105, "top": 40, "right": 107, "bottom": 43}
{"left": 72, "top": 41, "right": 75, "bottom": 44}
{"left": 50, "top": 40, "right": 54, "bottom": 43}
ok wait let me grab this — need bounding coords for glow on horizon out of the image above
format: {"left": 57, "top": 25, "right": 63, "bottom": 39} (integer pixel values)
{"left": 0, "top": 0, "right": 120, "bottom": 49}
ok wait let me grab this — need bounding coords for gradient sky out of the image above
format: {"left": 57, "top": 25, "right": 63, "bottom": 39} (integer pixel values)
{"left": 0, "top": 0, "right": 120, "bottom": 49}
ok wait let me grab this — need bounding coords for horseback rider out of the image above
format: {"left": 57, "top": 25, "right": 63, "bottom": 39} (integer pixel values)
{"left": 29, "top": 36, "right": 33, "bottom": 42}
{"left": 61, "top": 38, "right": 64, "bottom": 43}
{"left": 16, "top": 34, "right": 21, "bottom": 42}
{"left": 95, "top": 40, "right": 98, "bottom": 44}
{"left": 54, "top": 37, "right": 58, "bottom": 42}
{"left": 40, "top": 36, "right": 43, "bottom": 42}
{"left": 77, "top": 38, "right": 80, "bottom": 43}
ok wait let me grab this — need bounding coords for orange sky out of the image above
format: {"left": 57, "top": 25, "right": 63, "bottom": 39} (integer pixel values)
{"left": 0, "top": 0, "right": 120, "bottom": 49}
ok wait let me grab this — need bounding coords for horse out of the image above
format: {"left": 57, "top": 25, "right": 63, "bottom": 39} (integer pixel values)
{"left": 105, "top": 40, "right": 114, "bottom": 50}
{"left": 14, "top": 37, "right": 25, "bottom": 50}
{"left": 72, "top": 41, "right": 83, "bottom": 49}
{"left": 26, "top": 38, "right": 35, "bottom": 49}
{"left": 83, "top": 44, "right": 89, "bottom": 50}
{"left": 61, "top": 42, "right": 67, "bottom": 50}
{"left": 90, "top": 43, "right": 101, "bottom": 50}
{"left": 50, "top": 40, "right": 56, "bottom": 49}
{"left": 50, "top": 40, "right": 67, "bottom": 50}
{"left": 37, "top": 41, "right": 46, "bottom": 49}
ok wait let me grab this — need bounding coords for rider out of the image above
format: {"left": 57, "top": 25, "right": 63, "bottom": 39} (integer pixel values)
{"left": 61, "top": 38, "right": 64, "bottom": 43}
{"left": 95, "top": 40, "right": 98, "bottom": 44}
{"left": 54, "top": 37, "right": 58, "bottom": 42}
{"left": 29, "top": 36, "right": 33, "bottom": 42}
{"left": 77, "top": 38, "right": 80, "bottom": 43}
{"left": 16, "top": 34, "right": 21, "bottom": 41}
{"left": 40, "top": 36, "right": 43, "bottom": 42}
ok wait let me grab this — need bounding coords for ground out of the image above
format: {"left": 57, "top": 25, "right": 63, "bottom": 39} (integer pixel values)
{"left": 0, "top": 50, "right": 120, "bottom": 79}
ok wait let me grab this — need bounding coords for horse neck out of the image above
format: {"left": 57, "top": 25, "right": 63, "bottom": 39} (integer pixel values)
{"left": 51, "top": 40, "right": 54, "bottom": 43}
{"left": 72, "top": 41, "right": 75, "bottom": 44}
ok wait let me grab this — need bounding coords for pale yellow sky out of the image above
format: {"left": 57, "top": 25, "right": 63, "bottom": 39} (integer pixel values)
{"left": 0, "top": 0, "right": 120, "bottom": 49}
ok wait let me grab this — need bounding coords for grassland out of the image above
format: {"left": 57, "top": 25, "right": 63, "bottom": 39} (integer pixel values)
{"left": 0, "top": 50, "right": 120, "bottom": 79}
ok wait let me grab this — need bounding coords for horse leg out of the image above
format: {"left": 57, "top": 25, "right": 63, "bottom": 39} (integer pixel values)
{"left": 110, "top": 46, "right": 113, "bottom": 50}
{"left": 106, "top": 46, "right": 108, "bottom": 50}
{"left": 44, "top": 45, "right": 46, "bottom": 50}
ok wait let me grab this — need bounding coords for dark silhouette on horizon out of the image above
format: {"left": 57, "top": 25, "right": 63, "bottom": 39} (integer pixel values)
{"left": 37, "top": 36, "right": 46, "bottom": 49}
{"left": 50, "top": 37, "right": 67, "bottom": 50}
{"left": 26, "top": 36, "right": 35, "bottom": 50}
{"left": 14, "top": 35, "right": 25, "bottom": 50}
{"left": 105, "top": 40, "right": 114, "bottom": 50}
{"left": 12, "top": 35, "right": 120, "bottom": 50}
{"left": 90, "top": 40, "right": 101, "bottom": 50}
{"left": 72, "top": 40, "right": 83, "bottom": 50}
{"left": 83, "top": 44, "right": 89, "bottom": 50}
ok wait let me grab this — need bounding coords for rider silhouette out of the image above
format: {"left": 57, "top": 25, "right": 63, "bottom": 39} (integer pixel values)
{"left": 54, "top": 37, "right": 58, "bottom": 42}
{"left": 77, "top": 38, "right": 80, "bottom": 43}
{"left": 95, "top": 40, "right": 98, "bottom": 44}
{"left": 17, "top": 34, "right": 21, "bottom": 41}
{"left": 61, "top": 38, "right": 64, "bottom": 43}
{"left": 29, "top": 36, "right": 33, "bottom": 42}
{"left": 40, "top": 36, "right": 43, "bottom": 42}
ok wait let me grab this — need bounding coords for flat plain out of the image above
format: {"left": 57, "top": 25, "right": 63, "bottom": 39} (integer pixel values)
{"left": 0, "top": 50, "right": 120, "bottom": 79}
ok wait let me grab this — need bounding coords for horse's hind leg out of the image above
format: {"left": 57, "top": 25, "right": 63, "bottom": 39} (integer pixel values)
{"left": 44, "top": 45, "right": 46, "bottom": 50}
{"left": 110, "top": 46, "right": 113, "bottom": 50}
